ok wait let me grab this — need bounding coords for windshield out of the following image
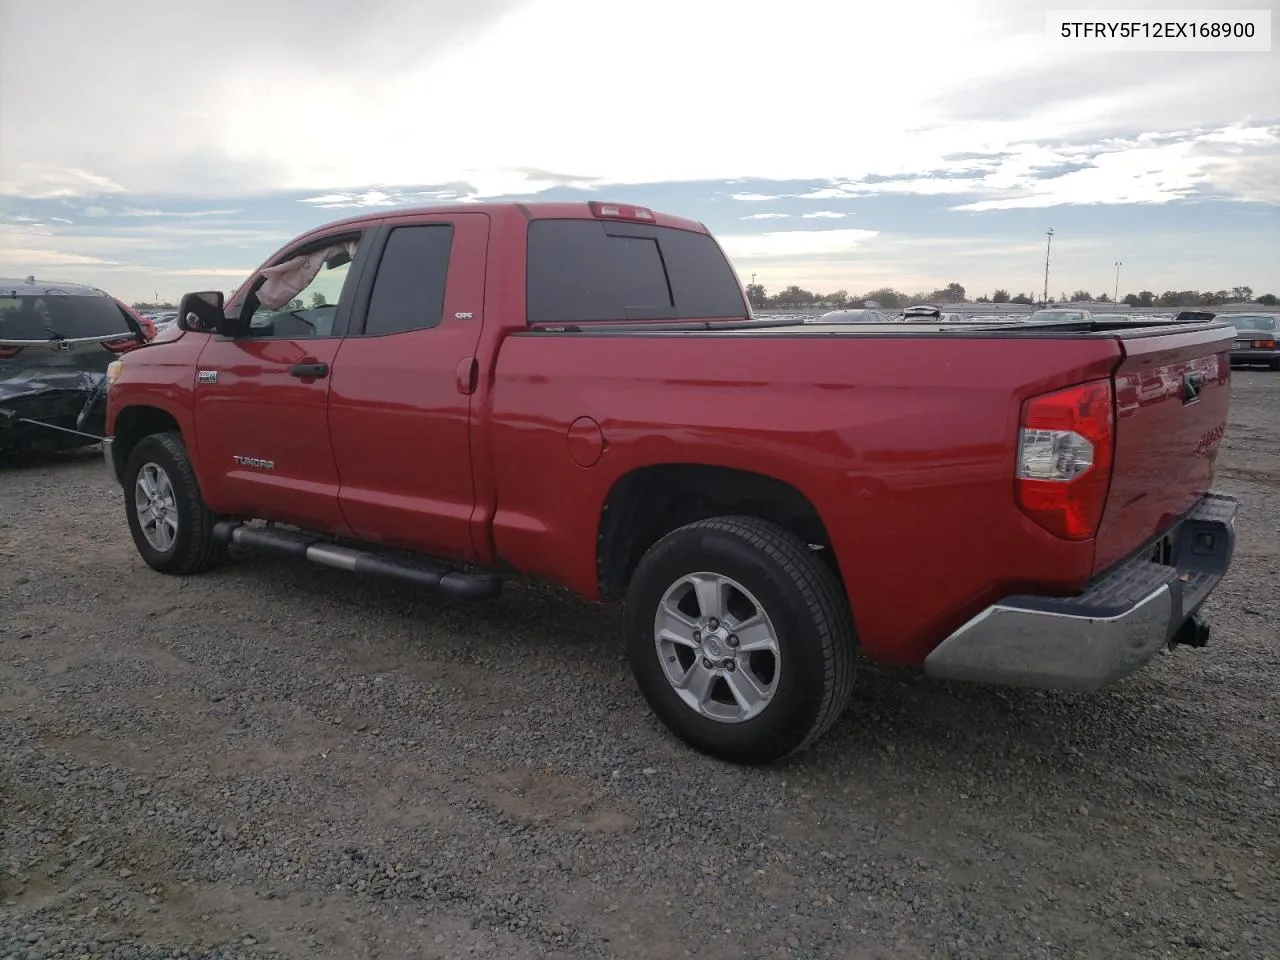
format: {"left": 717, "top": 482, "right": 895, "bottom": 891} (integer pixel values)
{"left": 0, "top": 293, "right": 135, "bottom": 340}
{"left": 1233, "top": 314, "right": 1277, "bottom": 331}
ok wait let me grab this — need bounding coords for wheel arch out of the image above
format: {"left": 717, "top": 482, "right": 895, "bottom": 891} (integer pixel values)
{"left": 111, "top": 404, "right": 184, "bottom": 475}
{"left": 595, "top": 462, "right": 843, "bottom": 602}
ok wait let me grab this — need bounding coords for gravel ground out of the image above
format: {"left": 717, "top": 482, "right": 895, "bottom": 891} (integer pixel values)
{"left": 3, "top": 371, "right": 1278, "bottom": 960}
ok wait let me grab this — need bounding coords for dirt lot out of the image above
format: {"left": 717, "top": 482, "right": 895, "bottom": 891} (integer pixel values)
{"left": 3, "top": 371, "right": 1278, "bottom": 960}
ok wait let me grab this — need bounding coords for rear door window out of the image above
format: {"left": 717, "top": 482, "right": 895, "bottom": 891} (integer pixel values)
{"left": 526, "top": 220, "right": 747, "bottom": 323}
{"left": 361, "top": 224, "right": 454, "bottom": 336}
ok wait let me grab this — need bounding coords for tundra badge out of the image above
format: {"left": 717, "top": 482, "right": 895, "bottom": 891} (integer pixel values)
{"left": 233, "top": 455, "right": 275, "bottom": 470}
{"left": 197, "top": 370, "right": 218, "bottom": 384}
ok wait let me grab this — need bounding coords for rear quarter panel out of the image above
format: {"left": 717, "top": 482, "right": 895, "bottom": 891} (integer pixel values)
{"left": 484, "top": 330, "right": 1122, "bottom": 667}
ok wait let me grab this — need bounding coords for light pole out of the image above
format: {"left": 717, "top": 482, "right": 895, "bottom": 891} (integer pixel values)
{"left": 1042, "top": 228, "right": 1054, "bottom": 305}
{"left": 1114, "top": 260, "right": 1122, "bottom": 303}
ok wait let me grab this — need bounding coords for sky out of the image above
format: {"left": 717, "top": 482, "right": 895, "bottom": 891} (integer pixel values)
{"left": 0, "top": 0, "right": 1277, "bottom": 304}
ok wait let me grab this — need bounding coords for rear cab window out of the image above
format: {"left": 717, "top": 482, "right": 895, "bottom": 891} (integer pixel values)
{"left": 525, "top": 220, "right": 747, "bottom": 323}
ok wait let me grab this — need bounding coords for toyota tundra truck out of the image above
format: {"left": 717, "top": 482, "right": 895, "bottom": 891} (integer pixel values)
{"left": 101, "top": 201, "right": 1239, "bottom": 764}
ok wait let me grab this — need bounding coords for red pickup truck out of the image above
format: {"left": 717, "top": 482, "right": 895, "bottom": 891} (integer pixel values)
{"left": 102, "top": 201, "right": 1239, "bottom": 764}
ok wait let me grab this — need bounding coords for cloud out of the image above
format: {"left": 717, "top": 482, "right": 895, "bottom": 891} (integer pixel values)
{"left": 731, "top": 193, "right": 780, "bottom": 202}
{"left": 0, "top": 167, "right": 126, "bottom": 199}
{"left": 2, "top": 248, "right": 120, "bottom": 268}
{"left": 740, "top": 212, "right": 790, "bottom": 220}
{"left": 118, "top": 208, "right": 243, "bottom": 218}
{"left": 9, "top": 0, "right": 1268, "bottom": 204}
{"left": 802, "top": 211, "right": 849, "bottom": 219}
{"left": 717, "top": 228, "right": 880, "bottom": 259}
{"left": 301, "top": 191, "right": 401, "bottom": 209}
{"left": 780, "top": 126, "right": 1280, "bottom": 211}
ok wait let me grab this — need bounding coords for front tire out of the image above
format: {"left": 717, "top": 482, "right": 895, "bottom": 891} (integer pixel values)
{"left": 623, "top": 516, "right": 857, "bottom": 764}
{"left": 123, "top": 431, "right": 227, "bottom": 575}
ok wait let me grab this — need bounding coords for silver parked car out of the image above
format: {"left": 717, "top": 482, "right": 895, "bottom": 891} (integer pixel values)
{"left": 1228, "top": 313, "right": 1280, "bottom": 370}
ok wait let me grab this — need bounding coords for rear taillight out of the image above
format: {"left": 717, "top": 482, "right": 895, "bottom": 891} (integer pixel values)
{"left": 102, "top": 336, "right": 143, "bottom": 354}
{"left": 1254, "top": 338, "right": 1276, "bottom": 349}
{"left": 1015, "top": 378, "right": 1115, "bottom": 540}
{"left": 0, "top": 346, "right": 21, "bottom": 359}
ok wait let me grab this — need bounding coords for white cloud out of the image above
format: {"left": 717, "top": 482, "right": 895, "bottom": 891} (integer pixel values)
{"left": 118, "top": 208, "right": 243, "bottom": 218}
{"left": 780, "top": 126, "right": 1280, "bottom": 212}
{"left": 802, "top": 211, "right": 849, "bottom": 219}
{"left": 718, "top": 228, "right": 880, "bottom": 259}
{"left": 2, "top": 248, "right": 119, "bottom": 268}
{"left": 301, "top": 190, "right": 399, "bottom": 208}
{"left": 740, "top": 213, "right": 790, "bottom": 220}
{"left": 3, "top": 0, "right": 1272, "bottom": 205}
{"left": 731, "top": 193, "right": 780, "bottom": 202}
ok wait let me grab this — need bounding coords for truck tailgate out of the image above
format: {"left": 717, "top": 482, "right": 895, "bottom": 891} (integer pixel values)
{"left": 1093, "top": 324, "right": 1233, "bottom": 574}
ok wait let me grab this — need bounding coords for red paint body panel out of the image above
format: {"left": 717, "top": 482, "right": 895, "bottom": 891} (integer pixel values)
{"left": 484, "top": 332, "right": 1118, "bottom": 666}
{"left": 192, "top": 336, "right": 349, "bottom": 534}
{"left": 107, "top": 329, "right": 206, "bottom": 471}
{"left": 1095, "top": 328, "right": 1231, "bottom": 573}
{"left": 328, "top": 212, "right": 490, "bottom": 557}
{"left": 104, "top": 202, "right": 1238, "bottom": 673}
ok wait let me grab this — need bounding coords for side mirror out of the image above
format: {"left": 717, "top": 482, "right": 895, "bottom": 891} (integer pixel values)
{"left": 177, "top": 290, "right": 226, "bottom": 334}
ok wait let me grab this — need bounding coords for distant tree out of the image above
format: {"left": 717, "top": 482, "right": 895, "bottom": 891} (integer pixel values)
{"left": 863, "top": 288, "right": 906, "bottom": 309}
{"left": 1070, "top": 289, "right": 1093, "bottom": 302}
{"left": 1156, "top": 290, "right": 1202, "bottom": 307}
{"left": 825, "top": 289, "right": 850, "bottom": 308}
{"left": 774, "top": 285, "right": 814, "bottom": 307}
{"left": 1257, "top": 293, "right": 1278, "bottom": 306}
{"left": 991, "top": 289, "right": 1010, "bottom": 303}
{"left": 288, "top": 298, "right": 304, "bottom": 310}
{"left": 1010, "top": 293, "right": 1034, "bottom": 305}
{"left": 1122, "top": 293, "right": 1141, "bottom": 307}
{"left": 975, "top": 295, "right": 991, "bottom": 303}
{"left": 310, "top": 291, "right": 328, "bottom": 308}
{"left": 926, "top": 282, "right": 966, "bottom": 303}
{"left": 1231, "top": 286, "right": 1253, "bottom": 301}
{"left": 1096, "top": 293, "right": 1111, "bottom": 302}
{"left": 744, "top": 282, "right": 768, "bottom": 308}
{"left": 1136, "top": 290, "right": 1155, "bottom": 307}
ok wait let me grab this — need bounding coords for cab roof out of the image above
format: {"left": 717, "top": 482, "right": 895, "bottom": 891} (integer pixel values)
{"left": 289, "top": 200, "right": 709, "bottom": 241}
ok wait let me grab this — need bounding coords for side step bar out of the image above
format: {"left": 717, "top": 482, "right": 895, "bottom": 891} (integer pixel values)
{"left": 211, "top": 521, "right": 503, "bottom": 600}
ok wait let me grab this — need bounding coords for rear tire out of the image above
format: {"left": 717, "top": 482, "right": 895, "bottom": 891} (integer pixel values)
{"left": 123, "top": 431, "right": 227, "bottom": 575}
{"left": 623, "top": 516, "right": 857, "bottom": 764}
{"left": 1270, "top": 358, "right": 1280, "bottom": 372}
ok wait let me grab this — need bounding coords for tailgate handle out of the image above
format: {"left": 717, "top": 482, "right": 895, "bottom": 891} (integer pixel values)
{"left": 290, "top": 361, "right": 329, "bottom": 379}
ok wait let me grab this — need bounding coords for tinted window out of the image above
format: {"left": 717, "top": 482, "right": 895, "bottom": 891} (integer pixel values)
{"left": 363, "top": 224, "right": 453, "bottom": 336}
{"left": 0, "top": 294, "right": 134, "bottom": 340}
{"left": 526, "top": 220, "right": 747, "bottom": 323}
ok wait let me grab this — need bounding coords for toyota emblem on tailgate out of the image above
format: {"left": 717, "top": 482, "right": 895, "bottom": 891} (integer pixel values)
{"left": 1181, "top": 371, "right": 1204, "bottom": 405}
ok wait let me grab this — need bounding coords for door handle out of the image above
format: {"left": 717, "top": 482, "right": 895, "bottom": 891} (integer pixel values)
{"left": 455, "top": 356, "right": 478, "bottom": 396}
{"left": 290, "top": 361, "right": 329, "bottom": 378}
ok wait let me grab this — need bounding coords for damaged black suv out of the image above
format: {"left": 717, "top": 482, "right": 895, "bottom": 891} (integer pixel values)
{"left": 1, "top": 276, "right": 152, "bottom": 454}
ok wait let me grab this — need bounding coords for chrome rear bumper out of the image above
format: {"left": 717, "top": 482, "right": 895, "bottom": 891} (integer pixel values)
{"left": 924, "top": 491, "right": 1238, "bottom": 691}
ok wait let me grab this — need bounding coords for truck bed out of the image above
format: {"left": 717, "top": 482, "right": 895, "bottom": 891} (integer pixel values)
{"left": 487, "top": 315, "right": 1235, "bottom": 667}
